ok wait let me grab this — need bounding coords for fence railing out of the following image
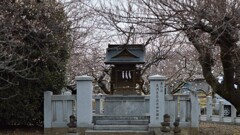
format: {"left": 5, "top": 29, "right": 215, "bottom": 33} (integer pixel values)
{"left": 165, "top": 93, "right": 199, "bottom": 127}
{"left": 44, "top": 91, "right": 76, "bottom": 128}
{"left": 44, "top": 75, "right": 199, "bottom": 129}
{"left": 200, "top": 96, "right": 240, "bottom": 123}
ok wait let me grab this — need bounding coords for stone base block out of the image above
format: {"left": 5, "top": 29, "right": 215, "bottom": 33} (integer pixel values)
{"left": 104, "top": 95, "right": 149, "bottom": 116}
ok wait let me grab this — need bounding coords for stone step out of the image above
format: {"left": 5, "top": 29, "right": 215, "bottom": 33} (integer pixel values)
{"left": 85, "top": 130, "right": 151, "bottom": 135}
{"left": 96, "top": 120, "right": 149, "bottom": 125}
{"left": 93, "top": 125, "right": 148, "bottom": 131}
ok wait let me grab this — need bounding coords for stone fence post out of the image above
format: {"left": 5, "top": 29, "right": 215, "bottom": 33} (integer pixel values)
{"left": 231, "top": 105, "right": 237, "bottom": 123}
{"left": 44, "top": 91, "right": 53, "bottom": 128}
{"left": 76, "top": 75, "right": 94, "bottom": 128}
{"left": 95, "top": 97, "right": 101, "bottom": 114}
{"left": 149, "top": 75, "right": 166, "bottom": 127}
{"left": 219, "top": 100, "right": 224, "bottom": 122}
{"left": 94, "top": 95, "right": 104, "bottom": 114}
{"left": 206, "top": 96, "right": 212, "bottom": 121}
{"left": 190, "top": 91, "right": 199, "bottom": 127}
{"left": 190, "top": 91, "right": 199, "bottom": 134}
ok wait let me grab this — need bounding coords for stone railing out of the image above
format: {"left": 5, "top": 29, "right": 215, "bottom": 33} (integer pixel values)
{"left": 200, "top": 96, "right": 240, "bottom": 123}
{"left": 92, "top": 93, "right": 199, "bottom": 127}
{"left": 93, "top": 95, "right": 150, "bottom": 116}
{"left": 44, "top": 91, "right": 76, "bottom": 128}
{"left": 44, "top": 75, "right": 200, "bottom": 135}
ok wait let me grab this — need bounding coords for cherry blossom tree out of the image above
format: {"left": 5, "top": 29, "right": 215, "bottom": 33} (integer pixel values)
{"left": 84, "top": 0, "right": 240, "bottom": 111}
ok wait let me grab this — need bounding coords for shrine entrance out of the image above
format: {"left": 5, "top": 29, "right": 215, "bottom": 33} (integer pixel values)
{"left": 105, "top": 44, "right": 145, "bottom": 95}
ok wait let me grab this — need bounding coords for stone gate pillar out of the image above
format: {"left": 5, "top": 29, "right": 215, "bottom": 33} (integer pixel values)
{"left": 149, "top": 75, "right": 166, "bottom": 127}
{"left": 76, "top": 75, "right": 93, "bottom": 128}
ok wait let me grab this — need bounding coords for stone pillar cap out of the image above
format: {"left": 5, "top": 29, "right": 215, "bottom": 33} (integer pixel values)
{"left": 149, "top": 74, "right": 166, "bottom": 81}
{"left": 75, "top": 75, "right": 94, "bottom": 81}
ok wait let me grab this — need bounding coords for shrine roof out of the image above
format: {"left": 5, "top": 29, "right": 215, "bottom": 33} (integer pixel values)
{"left": 105, "top": 44, "right": 145, "bottom": 64}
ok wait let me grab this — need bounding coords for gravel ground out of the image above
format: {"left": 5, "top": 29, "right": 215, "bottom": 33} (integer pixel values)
{"left": 0, "top": 126, "right": 43, "bottom": 135}
{"left": 1, "top": 122, "right": 240, "bottom": 135}
{"left": 199, "top": 122, "right": 240, "bottom": 135}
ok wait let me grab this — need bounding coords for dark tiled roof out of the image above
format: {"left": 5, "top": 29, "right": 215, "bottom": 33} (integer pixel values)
{"left": 105, "top": 44, "right": 145, "bottom": 64}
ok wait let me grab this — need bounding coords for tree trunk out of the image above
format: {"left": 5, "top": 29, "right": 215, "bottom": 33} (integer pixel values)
{"left": 187, "top": 30, "right": 240, "bottom": 112}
